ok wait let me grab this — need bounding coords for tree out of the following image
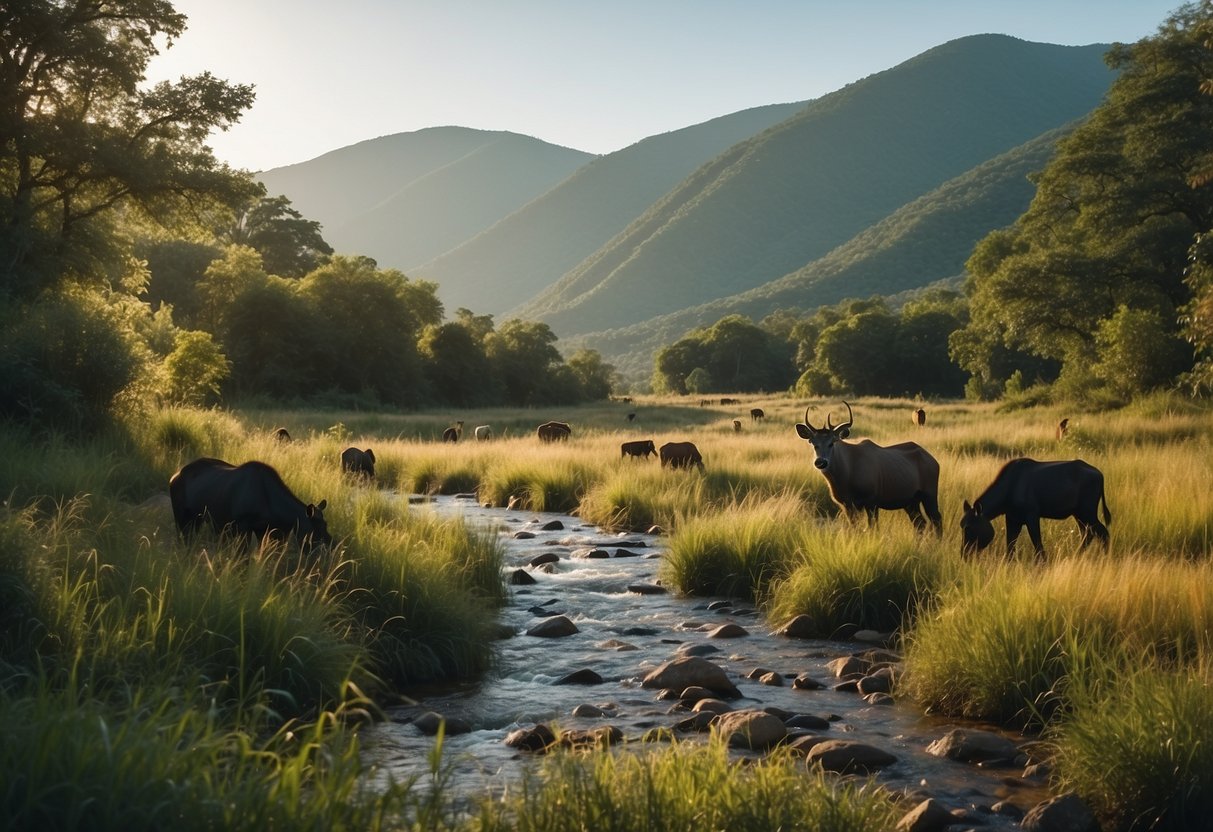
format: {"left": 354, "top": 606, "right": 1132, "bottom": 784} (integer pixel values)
{"left": 223, "top": 193, "right": 333, "bottom": 278}
{"left": 419, "top": 322, "right": 497, "bottom": 406}
{"left": 165, "top": 330, "right": 229, "bottom": 405}
{"left": 815, "top": 307, "right": 900, "bottom": 395}
{"left": 485, "top": 319, "right": 563, "bottom": 405}
{"left": 565, "top": 348, "right": 616, "bottom": 401}
{"left": 1092, "top": 305, "right": 1190, "bottom": 398}
{"left": 954, "top": 5, "right": 1213, "bottom": 393}
{"left": 0, "top": 1, "right": 257, "bottom": 300}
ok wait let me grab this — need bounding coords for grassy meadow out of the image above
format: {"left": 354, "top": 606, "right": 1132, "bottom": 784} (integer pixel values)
{"left": 1, "top": 392, "right": 1211, "bottom": 830}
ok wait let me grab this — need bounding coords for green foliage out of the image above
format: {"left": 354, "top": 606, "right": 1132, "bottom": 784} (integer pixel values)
{"left": 165, "top": 330, "right": 230, "bottom": 406}
{"left": 565, "top": 347, "right": 616, "bottom": 400}
{"left": 479, "top": 738, "right": 899, "bottom": 832}
{"left": 1056, "top": 666, "right": 1213, "bottom": 831}
{"left": 0, "top": 0, "right": 256, "bottom": 301}
{"left": 485, "top": 319, "right": 566, "bottom": 405}
{"left": 955, "top": 5, "right": 1213, "bottom": 396}
{"left": 1093, "top": 305, "right": 1191, "bottom": 398}
{"left": 419, "top": 322, "right": 498, "bottom": 406}
{"left": 652, "top": 315, "right": 792, "bottom": 394}
{"left": 223, "top": 193, "right": 334, "bottom": 278}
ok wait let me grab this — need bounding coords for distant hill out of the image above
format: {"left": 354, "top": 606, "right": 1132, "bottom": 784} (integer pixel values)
{"left": 414, "top": 101, "right": 809, "bottom": 313}
{"left": 256, "top": 127, "right": 594, "bottom": 271}
{"left": 516, "top": 35, "right": 1114, "bottom": 336}
{"left": 572, "top": 126, "right": 1072, "bottom": 379}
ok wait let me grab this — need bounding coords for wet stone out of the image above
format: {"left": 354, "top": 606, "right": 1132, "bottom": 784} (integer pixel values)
{"left": 775, "top": 614, "right": 817, "bottom": 639}
{"left": 504, "top": 724, "right": 555, "bottom": 752}
{"left": 895, "top": 798, "right": 955, "bottom": 832}
{"left": 596, "top": 639, "right": 639, "bottom": 651}
{"left": 628, "top": 583, "right": 667, "bottom": 595}
{"left": 677, "top": 643, "right": 720, "bottom": 657}
{"left": 784, "top": 713, "right": 830, "bottom": 730}
{"left": 412, "top": 711, "right": 473, "bottom": 736}
{"left": 792, "top": 673, "right": 825, "bottom": 690}
{"left": 806, "top": 739, "right": 898, "bottom": 773}
{"left": 512, "top": 530, "right": 537, "bottom": 539}
{"left": 527, "top": 615, "right": 579, "bottom": 638}
{"left": 707, "top": 623, "right": 749, "bottom": 639}
{"left": 529, "top": 552, "right": 560, "bottom": 567}
{"left": 540, "top": 520, "right": 564, "bottom": 531}
{"left": 614, "top": 548, "right": 643, "bottom": 557}
{"left": 759, "top": 672, "right": 783, "bottom": 686}
{"left": 571, "top": 704, "right": 608, "bottom": 718}
{"left": 555, "top": 668, "right": 604, "bottom": 685}
{"left": 508, "top": 569, "right": 536, "bottom": 585}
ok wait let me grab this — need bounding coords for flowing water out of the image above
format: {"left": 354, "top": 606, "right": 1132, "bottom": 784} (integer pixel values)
{"left": 363, "top": 496, "right": 1050, "bottom": 826}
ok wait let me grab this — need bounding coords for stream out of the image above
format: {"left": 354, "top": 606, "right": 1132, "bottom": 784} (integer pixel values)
{"left": 362, "top": 495, "right": 1050, "bottom": 826}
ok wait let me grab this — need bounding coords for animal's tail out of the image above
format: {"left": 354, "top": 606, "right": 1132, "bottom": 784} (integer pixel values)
{"left": 1100, "top": 490, "right": 1112, "bottom": 525}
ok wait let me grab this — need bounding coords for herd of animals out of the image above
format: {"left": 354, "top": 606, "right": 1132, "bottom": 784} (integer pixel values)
{"left": 168, "top": 402, "right": 1108, "bottom": 562}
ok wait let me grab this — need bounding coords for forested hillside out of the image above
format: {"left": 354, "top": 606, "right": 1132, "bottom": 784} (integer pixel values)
{"left": 415, "top": 101, "right": 808, "bottom": 313}
{"left": 517, "top": 35, "right": 1114, "bottom": 336}
{"left": 257, "top": 127, "right": 593, "bottom": 270}
{"left": 572, "top": 126, "right": 1069, "bottom": 378}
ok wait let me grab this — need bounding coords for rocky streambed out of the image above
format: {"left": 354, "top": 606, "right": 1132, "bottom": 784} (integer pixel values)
{"left": 362, "top": 496, "right": 1087, "bottom": 830}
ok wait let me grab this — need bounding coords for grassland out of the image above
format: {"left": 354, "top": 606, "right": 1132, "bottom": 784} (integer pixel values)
{"left": 1, "top": 392, "right": 1210, "bottom": 830}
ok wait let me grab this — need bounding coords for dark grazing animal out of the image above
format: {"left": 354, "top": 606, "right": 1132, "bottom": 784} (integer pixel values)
{"left": 732, "top": 419, "right": 742, "bottom": 432}
{"left": 912, "top": 408, "right": 926, "bottom": 427}
{"left": 960, "top": 458, "right": 1110, "bottom": 559}
{"left": 1056, "top": 418, "right": 1069, "bottom": 441}
{"left": 626, "top": 412, "right": 636, "bottom": 423}
{"left": 750, "top": 408, "right": 765, "bottom": 422}
{"left": 621, "top": 439, "right": 657, "bottom": 459}
{"left": 537, "top": 421, "right": 572, "bottom": 442}
{"left": 719, "top": 397, "right": 739, "bottom": 406}
{"left": 272, "top": 427, "right": 292, "bottom": 443}
{"left": 169, "top": 458, "right": 331, "bottom": 548}
{"left": 796, "top": 402, "right": 942, "bottom": 534}
{"left": 442, "top": 420, "right": 464, "bottom": 443}
{"left": 341, "top": 447, "right": 376, "bottom": 479}
{"left": 659, "top": 441, "right": 704, "bottom": 471}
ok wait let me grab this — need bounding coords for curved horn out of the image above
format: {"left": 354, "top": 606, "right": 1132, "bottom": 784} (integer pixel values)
{"left": 802, "top": 405, "right": 818, "bottom": 433}
{"left": 837, "top": 401, "right": 854, "bottom": 433}
{"left": 826, "top": 410, "right": 834, "bottom": 431}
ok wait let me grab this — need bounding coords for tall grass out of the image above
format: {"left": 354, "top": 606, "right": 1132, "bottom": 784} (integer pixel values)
{"left": 476, "top": 738, "right": 899, "bottom": 832}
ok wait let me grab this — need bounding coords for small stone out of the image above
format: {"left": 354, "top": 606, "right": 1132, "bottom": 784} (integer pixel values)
{"left": 784, "top": 713, "right": 830, "bottom": 730}
{"left": 555, "top": 668, "right": 604, "bottom": 685}
{"left": 826, "top": 655, "right": 872, "bottom": 679}
{"left": 864, "top": 692, "right": 894, "bottom": 706}
{"left": 759, "top": 671, "right": 783, "bottom": 686}
{"left": 677, "top": 643, "right": 720, "bottom": 657}
{"left": 774, "top": 614, "right": 816, "bottom": 639}
{"left": 628, "top": 583, "right": 667, "bottom": 595}
{"left": 504, "top": 724, "right": 555, "bottom": 752}
{"left": 596, "top": 639, "right": 639, "bottom": 651}
{"left": 713, "top": 709, "right": 787, "bottom": 750}
{"left": 529, "top": 552, "right": 560, "bottom": 567}
{"left": 792, "top": 674, "right": 825, "bottom": 690}
{"left": 571, "top": 703, "right": 607, "bottom": 718}
{"left": 526, "top": 615, "right": 579, "bottom": 638}
{"left": 806, "top": 739, "right": 898, "bottom": 773}
{"left": 614, "top": 548, "right": 642, "bottom": 557}
{"left": 690, "top": 698, "right": 732, "bottom": 715}
{"left": 1021, "top": 793, "right": 1098, "bottom": 832}
{"left": 540, "top": 520, "right": 564, "bottom": 531}
{"left": 707, "top": 623, "right": 749, "bottom": 639}
{"left": 412, "top": 711, "right": 472, "bottom": 736}
{"left": 508, "top": 569, "right": 536, "bottom": 585}
{"left": 895, "top": 798, "right": 955, "bottom": 832}
{"left": 512, "top": 530, "right": 536, "bottom": 539}
{"left": 926, "top": 728, "right": 1020, "bottom": 764}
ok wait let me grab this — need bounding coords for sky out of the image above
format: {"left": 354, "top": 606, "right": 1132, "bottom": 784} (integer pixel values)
{"left": 144, "top": 1, "right": 1185, "bottom": 172}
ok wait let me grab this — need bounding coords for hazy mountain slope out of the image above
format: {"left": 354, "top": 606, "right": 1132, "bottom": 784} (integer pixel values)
{"left": 256, "top": 127, "right": 593, "bottom": 270}
{"left": 519, "top": 35, "right": 1113, "bottom": 336}
{"left": 414, "top": 102, "right": 808, "bottom": 314}
{"left": 571, "top": 126, "right": 1069, "bottom": 379}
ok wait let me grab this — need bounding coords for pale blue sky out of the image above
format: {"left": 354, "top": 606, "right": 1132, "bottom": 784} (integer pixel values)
{"left": 145, "top": 1, "right": 1185, "bottom": 172}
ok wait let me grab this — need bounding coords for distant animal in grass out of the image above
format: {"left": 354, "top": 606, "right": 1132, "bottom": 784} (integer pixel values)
{"left": 732, "top": 419, "right": 742, "bottom": 432}
{"left": 1056, "top": 418, "right": 1069, "bottom": 441}
{"left": 796, "top": 401, "right": 941, "bottom": 534}
{"left": 169, "top": 457, "right": 330, "bottom": 549}
{"left": 537, "top": 421, "right": 572, "bottom": 442}
{"left": 750, "top": 408, "right": 765, "bottom": 422}
{"left": 621, "top": 439, "right": 657, "bottom": 459}
{"left": 960, "top": 458, "right": 1110, "bottom": 559}
{"left": 442, "top": 420, "right": 464, "bottom": 443}
{"left": 912, "top": 408, "right": 926, "bottom": 427}
{"left": 341, "top": 447, "right": 376, "bottom": 480}
{"left": 626, "top": 412, "right": 636, "bottom": 423}
{"left": 660, "top": 441, "right": 704, "bottom": 471}
{"left": 273, "top": 427, "right": 292, "bottom": 442}
{"left": 475, "top": 425, "right": 493, "bottom": 441}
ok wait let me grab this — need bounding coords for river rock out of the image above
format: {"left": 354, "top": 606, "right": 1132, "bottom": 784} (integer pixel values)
{"left": 571, "top": 703, "right": 608, "bottom": 718}
{"left": 628, "top": 583, "right": 667, "bottom": 595}
{"left": 806, "top": 739, "right": 898, "bottom": 773}
{"left": 646, "top": 525, "right": 663, "bottom": 534}
{"left": 713, "top": 709, "right": 786, "bottom": 750}
{"left": 784, "top": 713, "right": 830, "bottom": 730}
{"left": 691, "top": 698, "right": 732, "bottom": 715}
{"left": 707, "top": 623, "right": 749, "bottom": 638}
{"left": 512, "top": 530, "right": 536, "bottom": 539}
{"left": 555, "top": 668, "right": 604, "bottom": 685}
{"left": 857, "top": 667, "right": 894, "bottom": 694}
{"left": 540, "top": 520, "right": 564, "bottom": 531}
{"left": 527, "top": 615, "right": 579, "bottom": 638}
{"left": 559, "top": 726, "right": 622, "bottom": 749}
{"left": 504, "top": 723, "right": 555, "bottom": 752}
{"left": 759, "top": 671, "right": 783, "bottom": 686}
{"left": 642, "top": 656, "right": 741, "bottom": 698}
{"left": 412, "top": 711, "right": 472, "bottom": 736}
{"left": 614, "top": 548, "right": 642, "bottom": 557}
{"left": 677, "top": 685, "right": 715, "bottom": 702}
{"left": 674, "top": 712, "right": 716, "bottom": 732}
{"left": 1021, "top": 793, "right": 1099, "bottom": 832}
{"left": 792, "top": 673, "right": 824, "bottom": 690}
{"left": 707, "top": 600, "right": 733, "bottom": 610}
{"left": 895, "top": 798, "right": 955, "bottom": 832}
{"left": 775, "top": 614, "right": 817, "bottom": 639}
{"left": 852, "top": 628, "right": 893, "bottom": 645}
{"left": 745, "top": 667, "right": 774, "bottom": 679}
{"left": 574, "top": 547, "right": 610, "bottom": 559}
{"left": 826, "top": 655, "right": 871, "bottom": 679}
{"left": 926, "top": 728, "right": 1020, "bottom": 765}
{"left": 676, "top": 643, "right": 719, "bottom": 657}
{"left": 596, "top": 639, "right": 639, "bottom": 651}
{"left": 863, "top": 692, "right": 894, "bottom": 706}
{"left": 784, "top": 734, "right": 830, "bottom": 755}
{"left": 508, "top": 569, "right": 536, "bottom": 585}
{"left": 529, "top": 552, "right": 560, "bottom": 567}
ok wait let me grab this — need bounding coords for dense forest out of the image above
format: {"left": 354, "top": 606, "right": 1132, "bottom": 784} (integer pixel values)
{"left": 0, "top": 3, "right": 614, "bottom": 433}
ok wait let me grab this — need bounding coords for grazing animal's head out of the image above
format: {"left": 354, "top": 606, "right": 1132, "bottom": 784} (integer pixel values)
{"left": 306, "top": 499, "right": 332, "bottom": 548}
{"left": 959, "top": 500, "right": 995, "bottom": 555}
{"left": 795, "top": 402, "right": 853, "bottom": 471}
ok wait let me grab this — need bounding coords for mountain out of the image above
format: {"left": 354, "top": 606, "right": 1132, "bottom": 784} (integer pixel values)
{"left": 256, "top": 126, "right": 594, "bottom": 271}
{"left": 566, "top": 126, "right": 1071, "bottom": 378}
{"left": 516, "top": 35, "right": 1114, "bottom": 336}
{"left": 413, "top": 101, "right": 809, "bottom": 313}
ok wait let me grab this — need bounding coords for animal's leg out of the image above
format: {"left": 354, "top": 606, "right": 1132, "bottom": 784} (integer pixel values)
{"left": 904, "top": 505, "right": 927, "bottom": 532}
{"left": 865, "top": 506, "right": 880, "bottom": 528}
{"left": 919, "top": 492, "right": 943, "bottom": 536}
{"left": 1026, "top": 516, "right": 1046, "bottom": 561}
{"left": 1004, "top": 516, "right": 1024, "bottom": 559}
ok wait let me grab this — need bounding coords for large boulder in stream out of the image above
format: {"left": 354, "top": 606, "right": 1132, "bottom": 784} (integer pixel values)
{"left": 712, "top": 709, "right": 786, "bottom": 750}
{"left": 805, "top": 739, "right": 898, "bottom": 773}
{"left": 641, "top": 656, "right": 741, "bottom": 698}
{"left": 526, "top": 615, "right": 579, "bottom": 638}
{"left": 926, "top": 728, "right": 1023, "bottom": 765}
